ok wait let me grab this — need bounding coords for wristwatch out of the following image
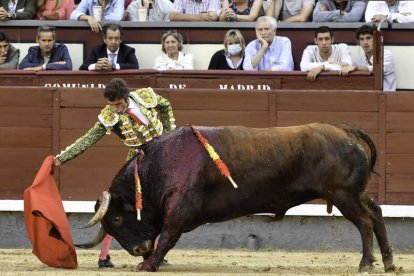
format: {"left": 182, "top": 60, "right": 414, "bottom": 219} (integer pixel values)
{"left": 7, "top": 12, "right": 16, "bottom": 19}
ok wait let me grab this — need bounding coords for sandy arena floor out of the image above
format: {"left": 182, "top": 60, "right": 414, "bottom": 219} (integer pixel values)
{"left": 0, "top": 248, "right": 412, "bottom": 276}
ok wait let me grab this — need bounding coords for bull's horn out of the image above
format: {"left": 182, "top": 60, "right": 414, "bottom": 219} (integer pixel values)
{"left": 81, "top": 191, "right": 111, "bottom": 229}
{"left": 75, "top": 227, "right": 106, "bottom": 248}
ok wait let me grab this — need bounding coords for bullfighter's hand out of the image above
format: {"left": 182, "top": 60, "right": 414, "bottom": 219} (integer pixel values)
{"left": 54, "top": 157, "right": 62, "bottom": 167}
{"left": 0, "top": 55, "right": 6, "bottom": 64}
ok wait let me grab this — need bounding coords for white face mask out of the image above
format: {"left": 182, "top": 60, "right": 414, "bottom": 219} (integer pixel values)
{"left": 227, "top": 44, "right": 242, "bottom": 56}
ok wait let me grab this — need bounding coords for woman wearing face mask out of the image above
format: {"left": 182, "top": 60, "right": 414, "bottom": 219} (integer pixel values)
{"left": 208, "top": 29, "right": 246, "bottom": 70}
{"left": 154, "top": 30, "right": 194, "bottom": 70}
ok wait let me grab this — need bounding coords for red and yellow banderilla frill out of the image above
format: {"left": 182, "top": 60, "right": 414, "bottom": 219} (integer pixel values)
{"left": 190, "top": 125, "right": 238, "bottom": 189}
{"left": 134, "top": 150, "right": 145, "bottom": 220}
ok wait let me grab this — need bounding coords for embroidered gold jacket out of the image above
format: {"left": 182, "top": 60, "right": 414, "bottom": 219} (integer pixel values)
{"left": 57, "top": 88, "right": 176, "bottom": 164}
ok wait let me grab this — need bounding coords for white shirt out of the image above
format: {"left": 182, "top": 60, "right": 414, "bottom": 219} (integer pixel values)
{"left": 88, "top": 48, "right": 120, "bottom": 71}
{"left": 354, "top": 49, "right": 396, "bottom": 92}
{"left": 128, "top": 98, "right": 149, "bottom": 125}
{"left": 127, "top": 0, "right": 173, "bottom": 21}
{"left": 365, "top": 1, "right": 414, "bottom": 23}
{"left": 154, "top": 51, "right": 194, "bottom": 70}
{"left": 300, "top": 43, "right": 353, "bottom": 72}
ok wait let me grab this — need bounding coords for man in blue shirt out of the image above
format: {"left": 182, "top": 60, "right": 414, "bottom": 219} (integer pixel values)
{"left": 243, "top": 16, "right": 294, "bottom": 71}
{"left": 19, "top": 25, "right": 72, "bottom": 71}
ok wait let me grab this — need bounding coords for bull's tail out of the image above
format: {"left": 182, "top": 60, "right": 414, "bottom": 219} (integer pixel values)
{"left": 337, "top": 123, "right": 379, "bottom": 176}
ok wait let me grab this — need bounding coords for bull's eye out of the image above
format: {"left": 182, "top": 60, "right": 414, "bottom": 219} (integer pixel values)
{"left": 113, "top": 216, "right": 122, "bottom": 226}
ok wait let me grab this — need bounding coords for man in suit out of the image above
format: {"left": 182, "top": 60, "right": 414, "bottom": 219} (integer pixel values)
{"left": 79, "top": 23, "right": 139, "bottom": 71}
{"left": 0, "top": 0, "right": 36, "bottom": 20}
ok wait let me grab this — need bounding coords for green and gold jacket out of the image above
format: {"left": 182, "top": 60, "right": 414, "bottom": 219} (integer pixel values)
{"left": 57, "top": 87, "right": 176, "bottom": 164}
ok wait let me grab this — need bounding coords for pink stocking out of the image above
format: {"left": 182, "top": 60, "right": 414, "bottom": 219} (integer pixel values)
{"left": 99, "top": 234, "right": 113, "bottom": 260}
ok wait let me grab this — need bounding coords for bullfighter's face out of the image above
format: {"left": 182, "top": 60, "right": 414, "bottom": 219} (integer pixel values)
{"left": 107, "top": 98, "right": 129, "bottom": 114}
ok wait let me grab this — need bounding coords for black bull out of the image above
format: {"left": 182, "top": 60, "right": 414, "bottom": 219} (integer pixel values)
{"left": 78, "top": 123, "right": 397, "bottom": 273}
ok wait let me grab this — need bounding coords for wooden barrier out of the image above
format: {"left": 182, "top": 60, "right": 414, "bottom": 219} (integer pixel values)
{"left": 1, "top": 87, "right": 413, "bottom": 205}
{"left": 0, "top": 70, "right": 375, "bottom": 90}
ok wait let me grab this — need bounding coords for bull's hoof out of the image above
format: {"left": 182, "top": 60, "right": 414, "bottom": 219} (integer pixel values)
{"left": 385, "top": 264, "right": 403, "bottom": 274}
{"left": 358, "top": 264, "right": 373, "bottom": 273}
{"left": 385, "top": 263, "right": 396, "bottom": 272}
{"left": 137, "top": 261, "right": 158, "bottom": 272}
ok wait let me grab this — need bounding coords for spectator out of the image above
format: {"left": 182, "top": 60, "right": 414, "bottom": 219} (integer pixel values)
{"left": 208, "top": 29, "right": 246, "bottom": 70}
{"left": 169, "top": 0, "right": 221, "bottom": 21}
{"left": 19, "top": 25, "right": 72, "bottom": 71}
{"left": 265, "top": 0, "right": 314, "bottom": 22}
{"left": 312, "top": 0, "right": 366, "bottom": 22}
{"left": 0, "top": 0, "right": 36, "bottom": 20}
{"left": 300, "top": 26, "right": 353, "bottom": 81}
{"left": 346, "top": 24, "right": 396, "bottom": 91}
{"left": 127, "top": 0, "right": 173, "bottom": 21}
{"left": 243, "top": 16, "right": 293, "bottom": 71}
{"left": 36, "top": 0, "right": 76, "bottom": 20}
{"left": 70, "top": 0, "right": 124, "bottom": 33}
{"left": 154, "top": 30, "right": 193, "bottom": 70}
{"left": 79, "top": 23, "right": 139, "bottom": 71}
{"left": 365, "top": 0, "right": 414, "bottom": 23}
{"left": 219, "top": 0, "right": 263, "bottom": 22}
{"left": 0, "top": 31, "right": 19, "bottom": 70}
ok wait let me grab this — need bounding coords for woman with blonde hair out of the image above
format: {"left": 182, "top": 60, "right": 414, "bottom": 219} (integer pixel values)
{"left": 36, "top": 0, "right": 76, "bottom": 20}
{"left": 208, "top": 29, "right": 246, "bottom": 70}
{"left": 154, "top": 30, "right": 194, "bottom": 70}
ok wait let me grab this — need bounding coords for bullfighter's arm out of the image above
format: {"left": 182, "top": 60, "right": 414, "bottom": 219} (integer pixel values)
{"left": 56, "top": 122, "right": 107, "bottom": 164}
{"left": 155, "top": 95, "right": 176, "bottom": 132}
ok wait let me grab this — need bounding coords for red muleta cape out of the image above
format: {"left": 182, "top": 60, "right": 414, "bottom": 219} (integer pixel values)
{"left": 23, "top": 155, "right": 78, "bottom": 269}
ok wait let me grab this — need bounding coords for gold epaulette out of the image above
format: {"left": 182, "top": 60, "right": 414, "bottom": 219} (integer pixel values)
{"left": 131, "top": 88, "right": 158, "bottom": 109}
{"left": 98, "top": 105, "right": 119, "bottom": 133}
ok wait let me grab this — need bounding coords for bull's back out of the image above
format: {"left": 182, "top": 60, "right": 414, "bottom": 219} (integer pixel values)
{"left": 144, "top": 124, "right": 370, "bottom": 227}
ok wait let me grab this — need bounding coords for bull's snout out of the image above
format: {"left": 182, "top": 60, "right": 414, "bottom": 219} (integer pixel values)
{"left": 131, "top": 240, "right": 153, "bottom": 256}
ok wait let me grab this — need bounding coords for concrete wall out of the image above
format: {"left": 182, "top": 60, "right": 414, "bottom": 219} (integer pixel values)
{"left": 2, "top": 212, "right": 412, "bottom": 252}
